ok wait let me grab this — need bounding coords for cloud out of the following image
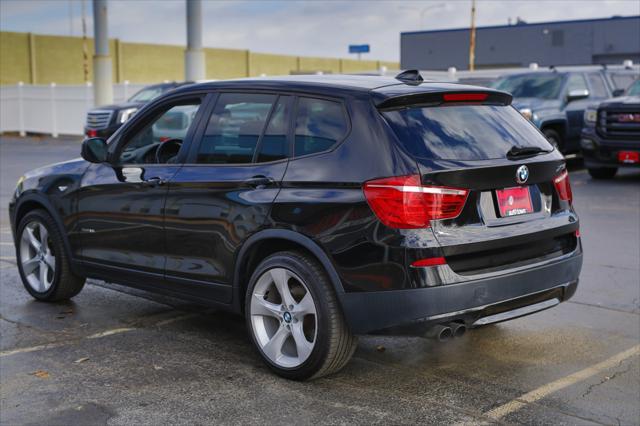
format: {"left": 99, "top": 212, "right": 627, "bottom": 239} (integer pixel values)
{"left": 1, "top": 0, "right": 638, "bottom": 61}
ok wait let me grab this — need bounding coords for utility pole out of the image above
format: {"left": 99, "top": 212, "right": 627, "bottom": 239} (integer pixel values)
{"left": 81, "top": 0, "right": 89, "bottom": 83}
{"left": 468, "top": 0, "right": 477, "bottom": 71}
{"left": 92, "top": 0, "right": 113, "bottom": 105}
{"left": 185, "top": 0, "right": 205, "bottom": 81}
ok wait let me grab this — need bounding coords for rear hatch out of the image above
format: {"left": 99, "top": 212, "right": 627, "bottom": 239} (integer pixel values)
{"left": 377, "top": 89, "right": 579, "bottom": 276}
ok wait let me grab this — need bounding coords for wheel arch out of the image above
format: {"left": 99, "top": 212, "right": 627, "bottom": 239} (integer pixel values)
{"left": 13, "top": 193, "right": 78, "bottom": 274}
{"left": 232, "top": 229, "right": 345, "bottom": 314}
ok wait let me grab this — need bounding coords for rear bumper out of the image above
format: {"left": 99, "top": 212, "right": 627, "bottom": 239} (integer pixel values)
{"left": 339, "top": 251, "right": 582, "bottom": 334}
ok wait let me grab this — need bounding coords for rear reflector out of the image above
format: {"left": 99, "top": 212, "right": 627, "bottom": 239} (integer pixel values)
{"left": 553, "top": 170, "right": 573, "bottom": 203}
{"left": 443, "top": 93, "right": 489, "bottom": 102}
{"left": 363, "top": 174, "right": 469, "bottom": 229}
{"left": 86, "top": 129, "right": 97, "bottom": 138}
{"left": 411, "top": 257, "right": 446, "bottom": 267}
{"left": 575, "top": 229, "right": 580, "bottom": 238}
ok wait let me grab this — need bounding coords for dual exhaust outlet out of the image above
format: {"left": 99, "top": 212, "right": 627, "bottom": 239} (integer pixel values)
{"left": 424, "top": 322, "right": 466, "bottom": 342}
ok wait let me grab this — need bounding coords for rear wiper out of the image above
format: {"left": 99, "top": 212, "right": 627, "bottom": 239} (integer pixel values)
{"left": 506, "top": 146, "right": 551, "bottom": 159}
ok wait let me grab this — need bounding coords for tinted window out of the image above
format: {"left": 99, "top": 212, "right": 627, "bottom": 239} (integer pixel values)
{"left": 197, "top": 93, "right": 276, "bottom": 164}
{"left": 128, "top": 86, "right": 165, "bottom": 103}
{"left": 586, "top": 73, "right": 608, "bottom": 98}
{"left": 493, "top": 74, "right": 564, "bottom": 99}
{"left": 257, "top": 97, "right": 291, "bottom": 163}
{"left": 382, "top": 105, "right": 553, "bottom": 161}
{"left": 119, "top": 99, "right": 201, "bottom": 164}
{"left": 295, "top": 98, "right": 347, "bottom": 156}
{"left": 610, "top": 73, "right": 637, "bottom": 91}
{"left": 566, "top": 74, "right": 588, "bottom": 93}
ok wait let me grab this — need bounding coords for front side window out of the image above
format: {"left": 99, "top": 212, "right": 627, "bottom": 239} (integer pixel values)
{"left": 197, "top": 93, "right": 276, "bottom": 164}
{"left": 118, "top": 99, "right": 202, "bottom": 164}
{"left": 294, "top": 98, "right": 348, "bottom": 156}
{"left": 566, "top": 74, "right": 588, "bottom": 93}
{"left": 586, "top": 73, "right": 608, "bottom": 98}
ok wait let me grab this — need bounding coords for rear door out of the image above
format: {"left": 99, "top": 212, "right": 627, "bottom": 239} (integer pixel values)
{"left": 381, "top": 96, "right": 579, "bottom": 276}
{"left": 163, "top": 92, "right": 292, "bottom": 302}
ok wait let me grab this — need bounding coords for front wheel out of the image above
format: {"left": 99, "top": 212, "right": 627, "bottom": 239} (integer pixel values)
{"left": 245, "top": 251, "right": 357, "bottom": 380}
{"left": 543, "top": 128, "right": 563, "bottom": 152}
{"left": 16, "top": 210, "right": 85, "bottom": 301}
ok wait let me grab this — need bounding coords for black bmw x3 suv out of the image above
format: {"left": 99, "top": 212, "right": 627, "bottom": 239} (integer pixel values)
{"left": 10, "top": 72, "right": 582, "bottom": 380}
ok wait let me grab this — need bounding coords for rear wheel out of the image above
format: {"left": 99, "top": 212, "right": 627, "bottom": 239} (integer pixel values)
{"left": 245, "top": 251, "right": 356, "bottom": 380}
{"left": 588, "top": 168, "right": 617, "bottom": 179}
{"left": 17, "top": 210, "right": 85, "bottom": 302}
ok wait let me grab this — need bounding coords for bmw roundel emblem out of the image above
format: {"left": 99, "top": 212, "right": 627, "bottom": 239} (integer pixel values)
{"left": 516, "top": 165, "right": 529, "bottom": 184}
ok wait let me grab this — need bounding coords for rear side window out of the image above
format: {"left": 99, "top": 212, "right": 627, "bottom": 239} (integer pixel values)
{"left": 295, "top": 98, "right": 347, "bottom": 156}
{"left": 609, "top": 73, "right": 637, "bottom": 90}
{"left": 197, "top": 93, "right": 276, "bottom": 164}
{"left": 257, "top": 96, "right": 291, "bottom": 163}
{"left": 382, "top": 105, "right": 552, "bottom": 161}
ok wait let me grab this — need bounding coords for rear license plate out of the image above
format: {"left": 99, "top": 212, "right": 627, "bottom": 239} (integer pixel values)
{"left": 496, "top": 186, "right": 533, "bottom": 217}
{"left": 618, "top": 151, "right": 640, "bottom": 164}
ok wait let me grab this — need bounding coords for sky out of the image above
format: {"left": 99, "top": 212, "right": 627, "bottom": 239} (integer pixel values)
{"left": 1, "top": 0, "right": 639, "bottom": 62}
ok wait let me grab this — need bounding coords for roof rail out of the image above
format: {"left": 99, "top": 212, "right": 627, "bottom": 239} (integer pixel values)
{"left": 395, "top": 70, "right": 424, "bottom": 85}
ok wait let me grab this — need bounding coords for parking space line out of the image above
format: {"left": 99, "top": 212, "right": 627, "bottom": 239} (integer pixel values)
{"left": 0, "top": 312, "right": 200, "bottom": 358}
{"left": 484, "top": 344, "right": 640, "bottom": 420}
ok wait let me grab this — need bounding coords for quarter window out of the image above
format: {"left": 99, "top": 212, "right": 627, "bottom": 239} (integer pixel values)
{"left": 197, "top": 93, "right": 276, "bottom": 164}
{"left": 294, "top": 97, "right": 347, "bottom": 156}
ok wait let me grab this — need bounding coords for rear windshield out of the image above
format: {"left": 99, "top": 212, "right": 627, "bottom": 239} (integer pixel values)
{"left": 382, "top": 105, "right": 553, "bottom": 161}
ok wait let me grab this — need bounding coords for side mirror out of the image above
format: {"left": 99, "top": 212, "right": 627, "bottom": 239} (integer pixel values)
{"left": 566, "top": 89, "right": 589, "bottom": 103}
{"left": 612, "top": 88, "right": 625, "bottom": 97}
{"left": 81, "top": 137, "right": 108, "bottom": 163}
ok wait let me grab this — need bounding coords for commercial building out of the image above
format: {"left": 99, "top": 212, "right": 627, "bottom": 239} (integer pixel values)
{"left": 401, "top": 16, "right": 640, "bottom": 70}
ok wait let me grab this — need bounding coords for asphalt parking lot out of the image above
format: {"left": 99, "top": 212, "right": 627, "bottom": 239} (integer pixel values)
{"left": 1, "top": 136, "right": 638, "bottom": 425}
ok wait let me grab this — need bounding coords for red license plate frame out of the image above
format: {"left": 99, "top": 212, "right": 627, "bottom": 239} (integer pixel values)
{"left": 496, "top": 186, "right": 533, "bottom": 217}
{"left": 618, "top": 151, "right": 640, "bottom": 164}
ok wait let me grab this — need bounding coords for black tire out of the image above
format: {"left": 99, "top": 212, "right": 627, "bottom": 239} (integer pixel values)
{"left": 245, "top": 251, "right": 357, "bottom": 380}
{"left": 588, "top": 167, "right": 617, "bottom": 179}
{"left": 16, "top": 209, "right": 85, "bottom": 302}
{"left": 543, "top": 128, "right": 563, "bottom": 152}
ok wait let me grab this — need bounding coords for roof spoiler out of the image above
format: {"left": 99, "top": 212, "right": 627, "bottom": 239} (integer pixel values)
{"left": 395, "top": 70, "right": 424, "bottom": 86}
{"left": 376, "top": 90, "right": 513, "bottom": 110}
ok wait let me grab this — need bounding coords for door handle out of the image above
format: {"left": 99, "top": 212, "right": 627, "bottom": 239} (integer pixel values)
{"left": 142, "top": 177, "right": 167, "bottom": 187}
{"left": 244, "top": 176, "right": 275, "bottom": 188}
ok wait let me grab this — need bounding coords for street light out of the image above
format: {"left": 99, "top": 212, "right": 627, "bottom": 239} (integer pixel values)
{"left": 399, "top": 3, "right": 445, "bottom": 29}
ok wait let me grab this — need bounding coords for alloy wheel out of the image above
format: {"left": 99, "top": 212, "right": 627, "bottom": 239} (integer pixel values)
{"left": 250, "top": 267, "right": 317, "bottom": 368}
{"left": 19, "top": 221, "right": 56, "bottom": 293}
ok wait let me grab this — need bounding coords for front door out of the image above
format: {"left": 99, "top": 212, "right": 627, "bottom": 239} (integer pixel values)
{"left": 163, "top": 93, "right": 293, "bottom": 302}
{"left": 76, "top": 95, "right": 206, "bottom": 278}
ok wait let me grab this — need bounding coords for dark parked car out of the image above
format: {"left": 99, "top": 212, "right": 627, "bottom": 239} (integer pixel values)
{"left": 10, "top": 72, "right": 582, "bottom": 380}
{"left": 492, "top": 70, "right": 625, "bottom": 153}
{"left": 581, "top": 79, "right": 640, "bottom": 178}
{"left": 84, "top": 81, "right": 193, "bottom": 139}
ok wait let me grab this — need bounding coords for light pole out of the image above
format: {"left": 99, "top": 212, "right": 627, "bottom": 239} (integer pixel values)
{"left": 92, "top": 0, "right": 113, "bottom": 106}
{"left": 185, "top": 0, "right": 206, "bottom": 81}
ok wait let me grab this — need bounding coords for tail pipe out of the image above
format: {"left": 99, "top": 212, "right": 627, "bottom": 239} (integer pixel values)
{"left": 424, "top": 324, "right": 453, "bottom": 342}
{"left": 448, "top": 322, "right": 467, "bottom": 338}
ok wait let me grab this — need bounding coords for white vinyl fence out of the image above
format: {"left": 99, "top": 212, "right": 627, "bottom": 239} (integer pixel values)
{"left": 0, "top": 82, "right": 147, "bottom": 137}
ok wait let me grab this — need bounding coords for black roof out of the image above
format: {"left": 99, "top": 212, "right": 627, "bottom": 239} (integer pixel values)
{"left": 177, "top": 74, "right": 507, "bottom": 105}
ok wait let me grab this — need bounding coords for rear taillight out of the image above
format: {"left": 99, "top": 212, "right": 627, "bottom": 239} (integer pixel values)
{"left": 86, "top": 129, "right": 97, "bottom": 138}
{"left": 363, "top": 175, "right": 469, "bottom": 229}
{"left": 553, "top": 170, "right": 573, "bottom": 203}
